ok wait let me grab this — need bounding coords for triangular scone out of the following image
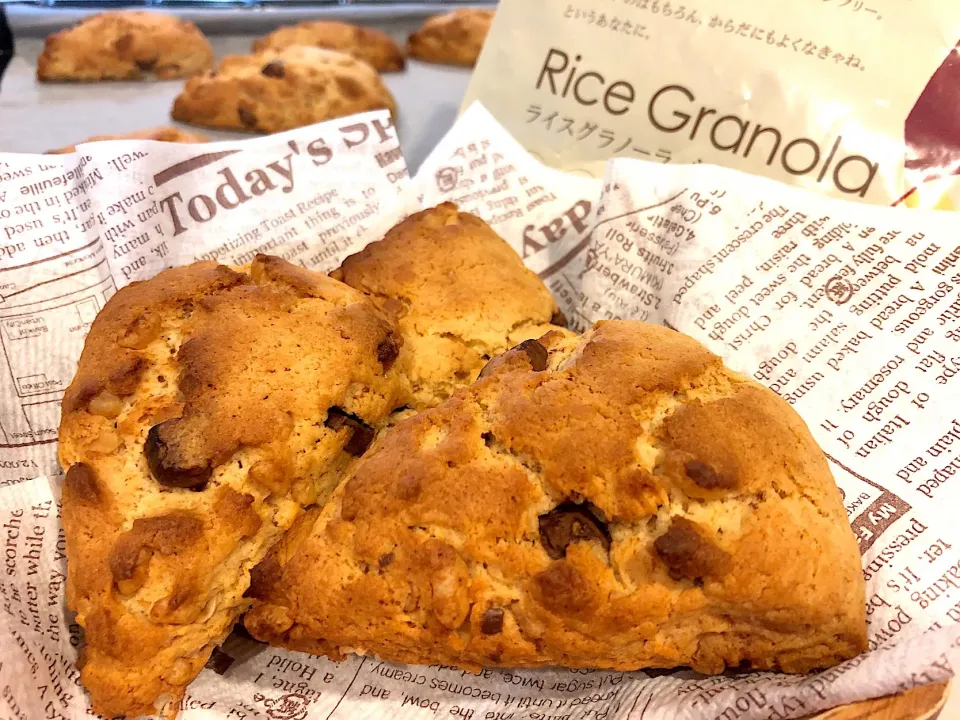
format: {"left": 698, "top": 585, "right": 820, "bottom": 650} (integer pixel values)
{"left": 171, "top": 47, "right": 395, "bottom": 134}
{"left": 253, "top": 20, "right": 406, "bottom": 72}
{"left": 37, "top": 11, "right": 213, "bottom": 81}
{"left": 407, "top": 9, "right": 495, "bottom": 67}
{"left": 59, "top": 256, "right": 404, "bottom": 718}
{"left": 331, "top": 203, "right": 572, "bottom": 410}
{"left": 245, "top": 321, "right": 867, "bottom": 674}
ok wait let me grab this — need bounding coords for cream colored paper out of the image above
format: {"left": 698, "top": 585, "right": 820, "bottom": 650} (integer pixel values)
{"left": 464, "top": 0, "right": 960, "bottom": 209}
{"left": 1, "top": 107, "right": 959, "bottom": 719}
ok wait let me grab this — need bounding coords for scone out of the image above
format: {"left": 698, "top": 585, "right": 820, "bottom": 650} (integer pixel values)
{"left": 331, "top": 203, "right": 570, "bottom": 410}
{"left": 253, "top": 21, "right": 405, "bottom": 72}
{"left": 171, "top": 46, "right": 396, "bottom": 133}
{"left": 37, "top": 11, "right": 213, "bottom": 81}
{"left": 59, "top": 255, "right": 404, "bottom": 718}
{"left": 245, "top": 321, "right": 867, "bottom": 674}
{"left": 407, "top": 9, "right": 494, "bottom": 67}
{"left": 48, "top": 126, "right": 207, "bottom": 154}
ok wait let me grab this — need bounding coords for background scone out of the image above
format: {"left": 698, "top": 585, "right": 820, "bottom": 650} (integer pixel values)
{"left": 48, "top": 126, "right": 207, "bottom": 154}
{"left": 245, "top": 321, "right": 867, "bottom": 674}
{"left": 59, "top": 256, "right": 404, "bottom": 718}
{"left": 253, "top": 20, "right": 405, "bottom": 72}
{"left": 37, "top": 11, "right": 213, "bottom": 81}
{"left": 331, "top": 203, "right": 570, "bottom": 410}
{"left": 407, "top": 9, "right": 494, "bottom": 67}
{"left": 172, "top": 46, "right": 396, "bottom": 133}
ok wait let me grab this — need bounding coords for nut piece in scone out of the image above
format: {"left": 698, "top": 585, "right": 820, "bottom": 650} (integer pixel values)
{"left": 253, "top": 20, "right": 405, "bottom": 72}
{"left": 171, "top": 46, "right": 396, "bottom": 134}
{"left": 407, "top": 9, "right": 494, "bottom": 67}
{"left": 59, "top": 255, "right": 404, "bottom": 718}
{"left": 37, "top": 11, "right": 213, "bottom": 82}
{"left": 48, "top": 126, "right": 207, "bottom": 154}
{"left": 244, "top": 321, "right": 867, "bottom": 675}
{"left": 331, "top": 203, "right": 572, "bottom": 410}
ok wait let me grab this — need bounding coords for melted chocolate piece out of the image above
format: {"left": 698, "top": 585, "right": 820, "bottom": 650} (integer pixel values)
{"left": 538, "top": 502, "right": 610, "bottom": 560}
{"left": 481, "top": 608, "right": 504, "bottom": 635}
{"left": 261, "top": 60, "right": 285, "bottom": 78}
{"left": 478, "top": 339, "right": 548, "bottom": 379}
{"left": 684, "top": 459, "right": 735, "bottom": 490}
{"left": 325, "top": 407, "right": 376, "bottom": 457}
{"left": 377, "top": 336, "right": 400, "bottom": 371}
{"left": 653, "top": 516, "right": 731, "bottom": 582}
{"left": 144, "top": 421, "right": 212, "bottom": 490}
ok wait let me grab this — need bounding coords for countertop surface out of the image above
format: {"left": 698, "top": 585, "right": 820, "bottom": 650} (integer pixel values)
{"left": 0, "top": 33, "right": 470, "bottom": 170}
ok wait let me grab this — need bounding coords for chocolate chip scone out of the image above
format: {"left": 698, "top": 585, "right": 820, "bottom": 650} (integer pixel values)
{"left": 171, "top": 46, "right": 396, "bottom": 134}
{"left": 253, "top": 21, "right": 405, "bottom": 72}
{"left": 245, "top": 321, "right": 867, "bottom": 674}
{"left": 59, "top": 255, "right": 404, "bottom": 718}
{"left": 331, "top": 203, "right": 570, "bottom": 410}
{"left": 37, "top": 11, "right": 213, "bottom": 82}
{"left": 48, "top": 126, "right": 207, "bottom": 154}
{"left": 407, "top": 9, "right": 494, "bottom": 67}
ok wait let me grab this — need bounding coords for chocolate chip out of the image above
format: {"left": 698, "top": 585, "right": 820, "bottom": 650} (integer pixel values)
{"left": 481, "top": 432, "right": 495, "bottom": 447}
{"left": 261, "top": 60, "right": 285, "bottom": 78}
{"left": 344, "top": 425, "right": 375, "bottom": 456}
{"left": 377, "top": 336, "right": 400, "bottom": 371}
{"left": 325, "top": 407, "right": 376, "bottom": 456}
{"left": 237, "top": 106, "right": 258, "bottom": 129}
{"left": 204, "top": 648, "right": 235, "bottom": 675}
{"left": 144, "top": 421, "right": 212, "bottom": 490}
{"left": 538, "top": 502, "right": 610, "bottom": 560}
{"left": 481, "top": 608, "right": 504, "bottom": 635}
{"left": 653, "top": 516, "right": 731, "bottom": 582}
{"left": 246, "top": 554, "right": 281, "bottom": 600}
{"left": 64, "top": 463, "right": 101, "bottom": 505}
{"left": 550, "top": 310, "right": 568, "bottom": 327}
{"left": 517, "top": 339, "right": 548, "bottom": 371}
{"left": 135, "top": 57, "right": 157, "bottom": 72}
{"left": 684, "top": 460, "right": 735, "bottom": 490}
{"left": 378, "top": 552, "right": 394, "bottom": 568}
{"left": 478, "top": 339, "right": 549, "bottom": 379}
{"left": 324, "top": 407, "right": 350, "bottom": 431}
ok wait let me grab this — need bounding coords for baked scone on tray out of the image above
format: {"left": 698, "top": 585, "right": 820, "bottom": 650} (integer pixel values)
{"left": 59, "top": 255, "right": 405, "bottom": 718}
{"left": 245, "top": 322, "right": 867, "bottom": 673}
{"left": 332, "top": 202, "right": 571, "bottom": 410}
{"left": 253, "top": 20, "right": 406, "bottom": 72}
{"left": 171, "top": 46, "right": 396, "bottom": 133}
{"left": 37, "top": 11, "right": 213, "bottom": 81}
{"left": 407, "top": 9, "right": 495, "bottom": 67}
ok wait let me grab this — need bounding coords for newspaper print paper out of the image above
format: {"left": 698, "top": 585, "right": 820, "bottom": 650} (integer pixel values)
{"left": 1, "top": 106, "right": 959, "bottom": 720}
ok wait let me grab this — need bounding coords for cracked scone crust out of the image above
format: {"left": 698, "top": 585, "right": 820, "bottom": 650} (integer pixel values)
{"left": 48, "top": 127, "right": 207, "bottom": 155}
{"left": 59, "top": 255, "right": 404, "bottom": 719}
{"left": 331, "top": 203, "right": 570, "bottom": 410}
{"left": 407, "top": 9, "right": 494, "bottom": 67}
{"left": 37, "top": 11, "right": 213, "bottom": 82}
{"left": 245, "top": 321, "right": 867, "bottom": 674}
{"left": 253, "top": 21, "right": 405, "bottom": 72}
{"left": 172, "top": 46, "right": 396, "bottom": 134}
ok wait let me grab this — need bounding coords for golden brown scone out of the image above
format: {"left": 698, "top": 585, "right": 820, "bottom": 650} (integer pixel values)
{"left": 407, "top": 9, "right": 494, "bottom": 67}
{"left": 171, "top": 46, "right": 396, "bottom": 134}
{"left": 37, "top": 11, "right": 213, "bottom": 82}
{"left": 245, "top": 321, "right": 867, "bottom": 675}
{"left": 331, "top": 203, "right": 571, "bottom": 410}
{"left": 48, "top": 126, "right": 207, "bottom": 154}
{"left": 59, "top": 255, "right": 404, "bottom": 719}
{"left": 253, "top": 21, "right": 405, "bottom": 72}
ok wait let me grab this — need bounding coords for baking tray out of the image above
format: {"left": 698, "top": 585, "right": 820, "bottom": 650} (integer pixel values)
{"left": 0, "top": 12, "right": 473, "bottom": 170}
